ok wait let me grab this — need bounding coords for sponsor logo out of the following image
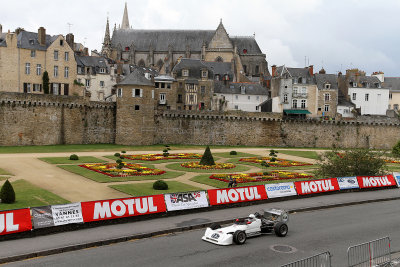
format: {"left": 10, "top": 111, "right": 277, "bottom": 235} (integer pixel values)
{"left": 361, "top": 176, "right": 393, "bottom": 187}
{"left": 216, "top": 187, "right": 262, "bottom": 204}
{"left": 211, "top": 233, "right": 220, "bottom": 239}
{"left": 0, "top": 213, "right": 19, "bottom": 234}
{"left": 267, "top": 185, "right": 292, "bottom": 191}
{"left": 170, "top": 193, "right": 199, "bottom": 204}
{"left": 301, "top": 180, "right": 335, "bottom": 194}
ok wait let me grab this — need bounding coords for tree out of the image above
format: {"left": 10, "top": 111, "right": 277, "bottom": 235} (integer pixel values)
{"left": 42, "top": 71, "right": 49, "bottom": 94}
{"left": 0, "top": 180, "right": 16, "bottom": 204}
{"left": 315, "top": 148, "right": 387, "bottom": 178}
{"left": 269, "top": 149, "right": 278, "bottom": 162}
{"left": 392, "top": 140, "right": 400, "bottom": 158}
{"left": 199, "top": 146, "right": 215, "bottom": 166}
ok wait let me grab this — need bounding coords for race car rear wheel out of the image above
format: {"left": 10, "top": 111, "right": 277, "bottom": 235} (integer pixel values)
{"left": 209, "top": 223, "right": 221, "bottom": 230}
{"left": 233, "top": 230, "right": 247, "bottom": 245}
{"left": 274, "top": 222, "right": 288, "bottom": 237}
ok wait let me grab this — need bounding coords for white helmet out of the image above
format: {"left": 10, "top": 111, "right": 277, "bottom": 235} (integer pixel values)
{"left": 249, "top": 214, "right": 255, "bottom": 219}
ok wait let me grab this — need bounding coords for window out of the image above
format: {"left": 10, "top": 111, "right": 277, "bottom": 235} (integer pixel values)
{"left": 99, "top": 68, "right": 105, "bottom": 74}
{"left": 283, "top": 94, "right": 288, "bottom": 103}
{"left": 298, "top": 77, "right": 303, "bottom": 84}
{"left": 178, "top": 94, "right": 183, "bottom": 103}
{"left": 293, "top": 87, "right": 298, "bottom": 94}
{"left": 390, "top": 93, "right": 393, "bottom": 100}
{"left": 344, "top": 109, "right": 349, "bottom": 114}
{"left": 234, "top": 105, "right": 238, "bottom": 110}
{"left": 151, "top": 90, "right": 154, "bottom": 99}
{"left": 134, "top": 105, "right": 140, "bottom": 110}
{"left": 352, "top": 93, "right": 357, "bottom": 100}
{"left": 256, "top": 106, "right": 259, "bottom": 111}
{"left": 31, "top": 50, "right": 36, "bottom": 57}
{"left": 395, "top": 104, "right": 399, "bottom": 111}
{"left": 241, "top": 86, "right": 246, "bottom": 95}
{"left": 325, "top": 93, "right": 330, "bottom": 101}
{"left": 292, "top": 99, "right": 298, "bottom": 108}
{"left": 160, "top": 93, "right": 166, "bottom": 104}
{"left": 25, "top": 63, "right": 30, "bottom": 74}
{"left": 36, "top": 64, "right": 41, "bottom": 75}
{"left": 235, "top": 95, "right": 238, "bottom": 100}
{"left": 365, "top": 94, "right": 369, "bottom": 101}
{"left": 248, "top": 96, "right": 251, "bottom": 100}
{"left": 255, "top": 65, "right": 259, "bottom": 74}
{"left": 167, "top": 83, "right": 171, "bottom": 89}
{"left": 201, "top": 86, "right": 205, "bottom": 95}
{"left": 85, "top": 79, "right": 90, "bottom": 87}
{"left": 64, "top": 84, "right": 69, "bottom": 95}
{"left": 60, "top": 39, "right": 64, "bottom": 46}
{"left": 100, "top": 81, "right": 105, "bottom": 87}
{"left": 182, "top": 69, "right": 189, "bottom": 76}
{"left": 117, "top": 88, "right": 122, "bottom": 97}
{"left": 301, "top": 99, "right": 306, "bottom": 108}
{"left": 53, "top": 83, "right": 59, "bottom": 95}
{"left": 243, "top": 65, "right": 247, "bottom": 74}
{"left": 301, "top": 87, "right": 307, "bottom": 94}
{"left": 324, "top": 104, "right": 329, "bottom": 112}
{"left": 256, "top": 96, "right": 260, "bottom": 101}
{"left": 133, "top": 88, "right": 142, "bottom": 97}
{"left": 353, "top": 82, "right": 357, "bottom": 87}
{"left": 215, "top": 74, "right": 220, "bottom": 81}
{"left": 64, "top": 67, "right": 69, "bottom": 78}
{"left": 33, "top": 84, "right": 42, "bottom": 92}
{"left": 23, "top": 83, "right": 31, "bottom": 93}
{"left": 64, "top": 52, "right": 69, "bottom": 61}
{"left": 189, "top": 95, "right": 194, "bottom": 102}
{"left": 201, "top": 70, "right": 208, "bottom": 78}
{"left": 325, "top": 83, "right": 331, "bottom": 89}
{"left": 54, "top": 50, "right": 59, "bottom": 60}
{"left": 187, "top": 84, "right": 194, "bottom": 90}
{"left": 54, "top": 66, "right": 58, "bottom": 77}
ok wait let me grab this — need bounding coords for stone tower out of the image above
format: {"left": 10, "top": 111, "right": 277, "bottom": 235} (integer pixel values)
{"left": 121, "top": 2, "right": 130, "bottom": 29}
{"left": 101, "top": 17, "right": 111, "bottom": 57}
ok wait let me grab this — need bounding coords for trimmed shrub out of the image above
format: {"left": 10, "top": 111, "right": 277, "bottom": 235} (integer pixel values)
{"left": 200, "top": 146, "right": 215, "bottom": 166}
{"left": 69, "top": 154, "right": 79, "bottom": 160}
{"left": 121, "top": 151, "right": 126, "bottom": 154}
{"left": 0, "top": 180, "right": 15, "bottom": 204}
{"left": 153, "top": 180, "right": 168, "bottom": 190}
{"left": 163, "top": 149, "right": 169, "bottom": 157}
{"left": 116, "top": 159, "right": 123, "bottom": 164}
{"left": 114, "top": 153, "right": 121, "bottom": 157}
{"left": 392, "top": 140, "right": 400, "bottom": 157}
{"left": 230, "top": 151, "right": 237, "bottom": 155}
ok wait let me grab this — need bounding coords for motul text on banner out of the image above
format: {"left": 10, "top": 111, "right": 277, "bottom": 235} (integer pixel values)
{"left": 81, "top": 195, "right": 166, "bottom": 222}
{"left": 357, "top": 175, "right": 396, "bottom": 189}
{"left": 295, "top": 178, "right": 340, "bottom": 195}
{"left": 207, "top": 185, "right": 268, "bottom": 206}
{"left": 0, "top": 208, "right": 32, "bottom": 236}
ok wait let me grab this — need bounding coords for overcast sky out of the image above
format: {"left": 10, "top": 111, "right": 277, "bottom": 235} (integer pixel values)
{"left": 1, "top": 0, "right": 400, "bottom": 76}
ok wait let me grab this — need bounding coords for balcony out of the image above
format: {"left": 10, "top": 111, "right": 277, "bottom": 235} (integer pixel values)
{"left": 292, "top": 93, "right": 308, "bottom": 98}
{"left": 159, "top": 99, "right": 167, "bottom": 105}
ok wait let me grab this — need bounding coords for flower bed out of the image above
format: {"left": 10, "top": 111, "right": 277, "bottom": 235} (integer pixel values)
{"left": 79, "top": 163, "right": 166, "bottom": 177}
{"left": 239, "top": 157, "right": 313, "bottom": 167}
{"left": 123, "top": 153, "right": 202, "bottom": 161}
{"left": 181, "top": 162, "right": 236, "bottom": 170}
{"left": 210, "top": 171, "right": 313, "bottom": 183}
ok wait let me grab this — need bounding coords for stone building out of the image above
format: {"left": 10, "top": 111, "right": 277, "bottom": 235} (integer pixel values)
{"left": 0, "top": 26, "right": 79, "bottom": 95}
{"left": 314, "top": 73, "right": 339, "bottom": 118}
{"left": 101, "top": 4, "right": 269, "bottom": 81}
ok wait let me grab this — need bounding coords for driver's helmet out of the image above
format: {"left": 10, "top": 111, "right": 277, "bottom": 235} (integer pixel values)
{"left": 249, "top": 214, "right": 256, "bottom": 219}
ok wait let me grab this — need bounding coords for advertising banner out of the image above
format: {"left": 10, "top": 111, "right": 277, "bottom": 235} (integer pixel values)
{"left": 357, "top": 175, "right": 396, "bottom": 189}
{"left": 337, "top": 177, "right": 359, "bottom": 190}
{"left": 0, "top": 208, "right": 32, "bottom": 236}
{"left": 392, "top": 172, "right": 400, "bottom": 187}
{"left": 32, "top": 206, "right": 54, "bottom": 229}
{"left": 265, "top": 182, "right": 297, "bottom": 198}
{"left": 51, "top": 203, "right": 84, "bottom": 226}
{"left": 295, "top": 178, "right": 340, "bottom": 195}
{"left": 81, "top": 195, "right": 166, "bottom": 223}
{"left": 164, "top": 191, "right": 208, "bottom": 211}
{"left": 208, "top": 185, "right": 268, "bottom": 206}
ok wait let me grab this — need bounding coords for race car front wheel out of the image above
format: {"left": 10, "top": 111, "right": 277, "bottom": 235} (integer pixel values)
{"left": 233, "top": 230, "right": 247, "bottom": 245}
{"left": 274, "top": 222, "right": 288, "bottom": 237}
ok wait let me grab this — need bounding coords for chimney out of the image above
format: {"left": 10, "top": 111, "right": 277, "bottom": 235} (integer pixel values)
{"left": 271, "top": 65, "right": 277, "bottom": 77}
{"left": 355, "top": 72, "right": 360, "bottom": 84}
{"left": 0, "top": 24, "right": 2, "bottom": 33}
{"left": 66, "top": 33, "right": 74, "bottom": 50}
{"left": 308, "top": 65, "right": 314, "bottom": 76}
{"left": 319, "top": 68, "right": 326, "bottom": 74}
{"left": 38, "top": 27, "right": 46, "bottom": 46}
{"left": 84, "top": 47, "right": 89, "bottom": 56}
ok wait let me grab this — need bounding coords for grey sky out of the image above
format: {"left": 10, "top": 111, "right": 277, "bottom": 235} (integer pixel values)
{"left": 1, "top": 0, "right": 399, "bottom": 76}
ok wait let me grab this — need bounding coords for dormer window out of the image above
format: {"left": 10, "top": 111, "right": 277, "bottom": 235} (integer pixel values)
{"left": 99, "top": 68, "right": 105, "bottom": 74}
{"left": 241, "top": 86, "right": 246, "bottom": 94}
{"left": 29, "top": 39, "right": 34, "bottom": 45}
{"left": 201, "top": 70, "right": 208, "bottom": 78}
{"left": 182, "top": 69, "right": 189, "bottom": 77}
{"left": 298, "top": 77, "right": 303, "bottom": 84}
{"left": 60, "top": 39, "right": 64, "bottom": 46}
{"left": 215, "top": 74, "right": 220, "bottom": 81}
{"left": 376, "top": 83, "right": 381, "bottom": 88}
{"left": 350, "top": 82, "right": 357, "bottom": 87}
{"left": 324, "top": 83, "right": 331, "bottom": 89}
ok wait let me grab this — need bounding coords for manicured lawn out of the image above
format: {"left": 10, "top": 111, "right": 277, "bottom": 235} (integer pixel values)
{"left": 103, "top": 155, "right": 200, "bottom": 164}
{"left": 39, "top": 156, "right": 107, "bottom": 164}
{"left": 58, "top": 165, "right": 184, "bottom": 183}
{"left": 213, "top": 152, "right": 259, "bottom": 158}
{"left": 165, "top": 162, "right": 251, "bottom": 173}
{"left": 110, "top": 181, "right": 203, "bottom": 197}
{"left": 190, "top": 174, "right": 318, "bottom": 189}
{"left": 0, "top": 179, "right": 69, "bottom": 211}
{"left": 0, "top": 168, "right": 12, "bottom": 175}
{"left": 277, "top": 150, "right": 320, "bottom": 160}
{"left": 226, "top": 158, "right": 317, "bottom": 170}
{"left": 0, "top": 176, "right": 9, "bottom": 182}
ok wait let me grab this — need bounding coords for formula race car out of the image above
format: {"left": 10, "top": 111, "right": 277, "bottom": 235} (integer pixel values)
{"left": 202, "top": 208, "right": 289, "bottom": 245}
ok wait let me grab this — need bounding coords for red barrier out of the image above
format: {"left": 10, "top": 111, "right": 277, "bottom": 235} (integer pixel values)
{"left": 0, "top": 208, "right": 32, "bottom": 236}
{"left": 357, "top": 175, "right": 396, "bottom": 189}
{"left": 295, "top": 178, "right": 340, "bottom": 195}
{"left": 81, "top": 195, "right": 166, "bottom": 223}
{"left": 208, "top": 185, "right": 268, "bottom": 206}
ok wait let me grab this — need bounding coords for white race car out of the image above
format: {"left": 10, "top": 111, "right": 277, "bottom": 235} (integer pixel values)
{"left": 202, "top": 208, "right": 289, "bottom": 245}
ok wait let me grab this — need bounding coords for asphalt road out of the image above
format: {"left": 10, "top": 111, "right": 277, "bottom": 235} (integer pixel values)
{"left": 5, "top": 199, "right": 400, "bottom": 267}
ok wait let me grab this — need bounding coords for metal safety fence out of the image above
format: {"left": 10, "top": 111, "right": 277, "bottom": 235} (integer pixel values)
{"left": 348, "top": 236, "right": 391, "bottom": 267}
{"left": 281, "top": 251, "right": 332, "bottom": 267}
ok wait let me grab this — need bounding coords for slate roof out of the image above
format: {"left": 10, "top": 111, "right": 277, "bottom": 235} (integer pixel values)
{"left": 348, "top": 76, "right": 382, "bottom": 88}
{"left": 172, "top": 58, "right": 214, "bottom": 79}
{"left": 111, "top": 29, "right": 263, "bottom": 54}
{"left": 76, "top": 55, "right": 107, "bottom": 68}
{"left": 117, "top": 68, "right": 154, "bottom": 86}
{"left": 314, "top": 74, "right": 338, "bottom": 90}
{"left": 383, "top": 77, "right": 400, "bottom": 91}
{"left": 274, "top": 65, "right": 315, "bottom": 84}
{"left": 121, "top": 64, "right": 159, "bottom": 77}
{"left": 338, "top": 96, "right": 356, "bottom": 107}
{"left": 214, "top": 82, "right": 268, "bottom": 95}
{"left": 17, "top": 31, "right": 57, "bottom": 50}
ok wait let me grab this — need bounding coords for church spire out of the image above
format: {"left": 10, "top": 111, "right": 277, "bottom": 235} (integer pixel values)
{"left": 103, "top": 17, "right": 111, "bottom": 45}
{"left": 121, "top": 2, "right": 130, "bottom": 29}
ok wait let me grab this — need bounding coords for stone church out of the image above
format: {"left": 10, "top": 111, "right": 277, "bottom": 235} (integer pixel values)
{"left": 101, "top": 3, "right": 269, "bottom": 81}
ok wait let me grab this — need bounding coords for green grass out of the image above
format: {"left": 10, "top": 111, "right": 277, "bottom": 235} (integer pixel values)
{"left": 213, "top": 152, "right": 259, "bottom": 158}
{"left": 165, "top": 162, "right": 251, "bottom": 173}
{"left": 0, "top": 168, "right": 12, "bottom": 175}
{"left": 0, "top": 176, "right": 9, "bottom": 182}
{"left": 225, "top": 158, "right": 317, "bottom": 170}
{"left": 39, "top": 156, "right": 107, "bottom": 164}
{"left": 110, "top": 181, "right": 203, "bottom": 197}
{"left": 190, "top": 174, "right": 318, "bottom": 189}
{"left": 0, "top": 179, "right": 69, "bottom": 211}
{"left": 277, "top": 150, "right": 320, "bottom": 160}
{"left": 58, "top": 165, "right": 184, "bottom": 183}
{"left": 103, "top": 155, "right": 201, "bottom": 164}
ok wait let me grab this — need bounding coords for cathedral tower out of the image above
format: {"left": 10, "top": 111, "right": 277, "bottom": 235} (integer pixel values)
{"left": 121, "top": 2, "right": 130, "bottom": 29}
{"left": 101, "top": 17, "right": 111, "bottom": 57}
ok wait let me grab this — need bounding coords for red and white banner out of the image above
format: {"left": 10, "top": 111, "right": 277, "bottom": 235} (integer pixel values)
{"left": 81, "top": 195, "right": 166, "bottom": 223}
{"left": 0, "top": 208, "right": 32, "bottom": 236}
{"left": 208, "top": 185, "right": 268, "bottom": 206}
{"left": 295, "top": 178, "right": 340, "bottom": 195}
{"left": 357, "top": 175, "right": 396, "bottom": 189}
